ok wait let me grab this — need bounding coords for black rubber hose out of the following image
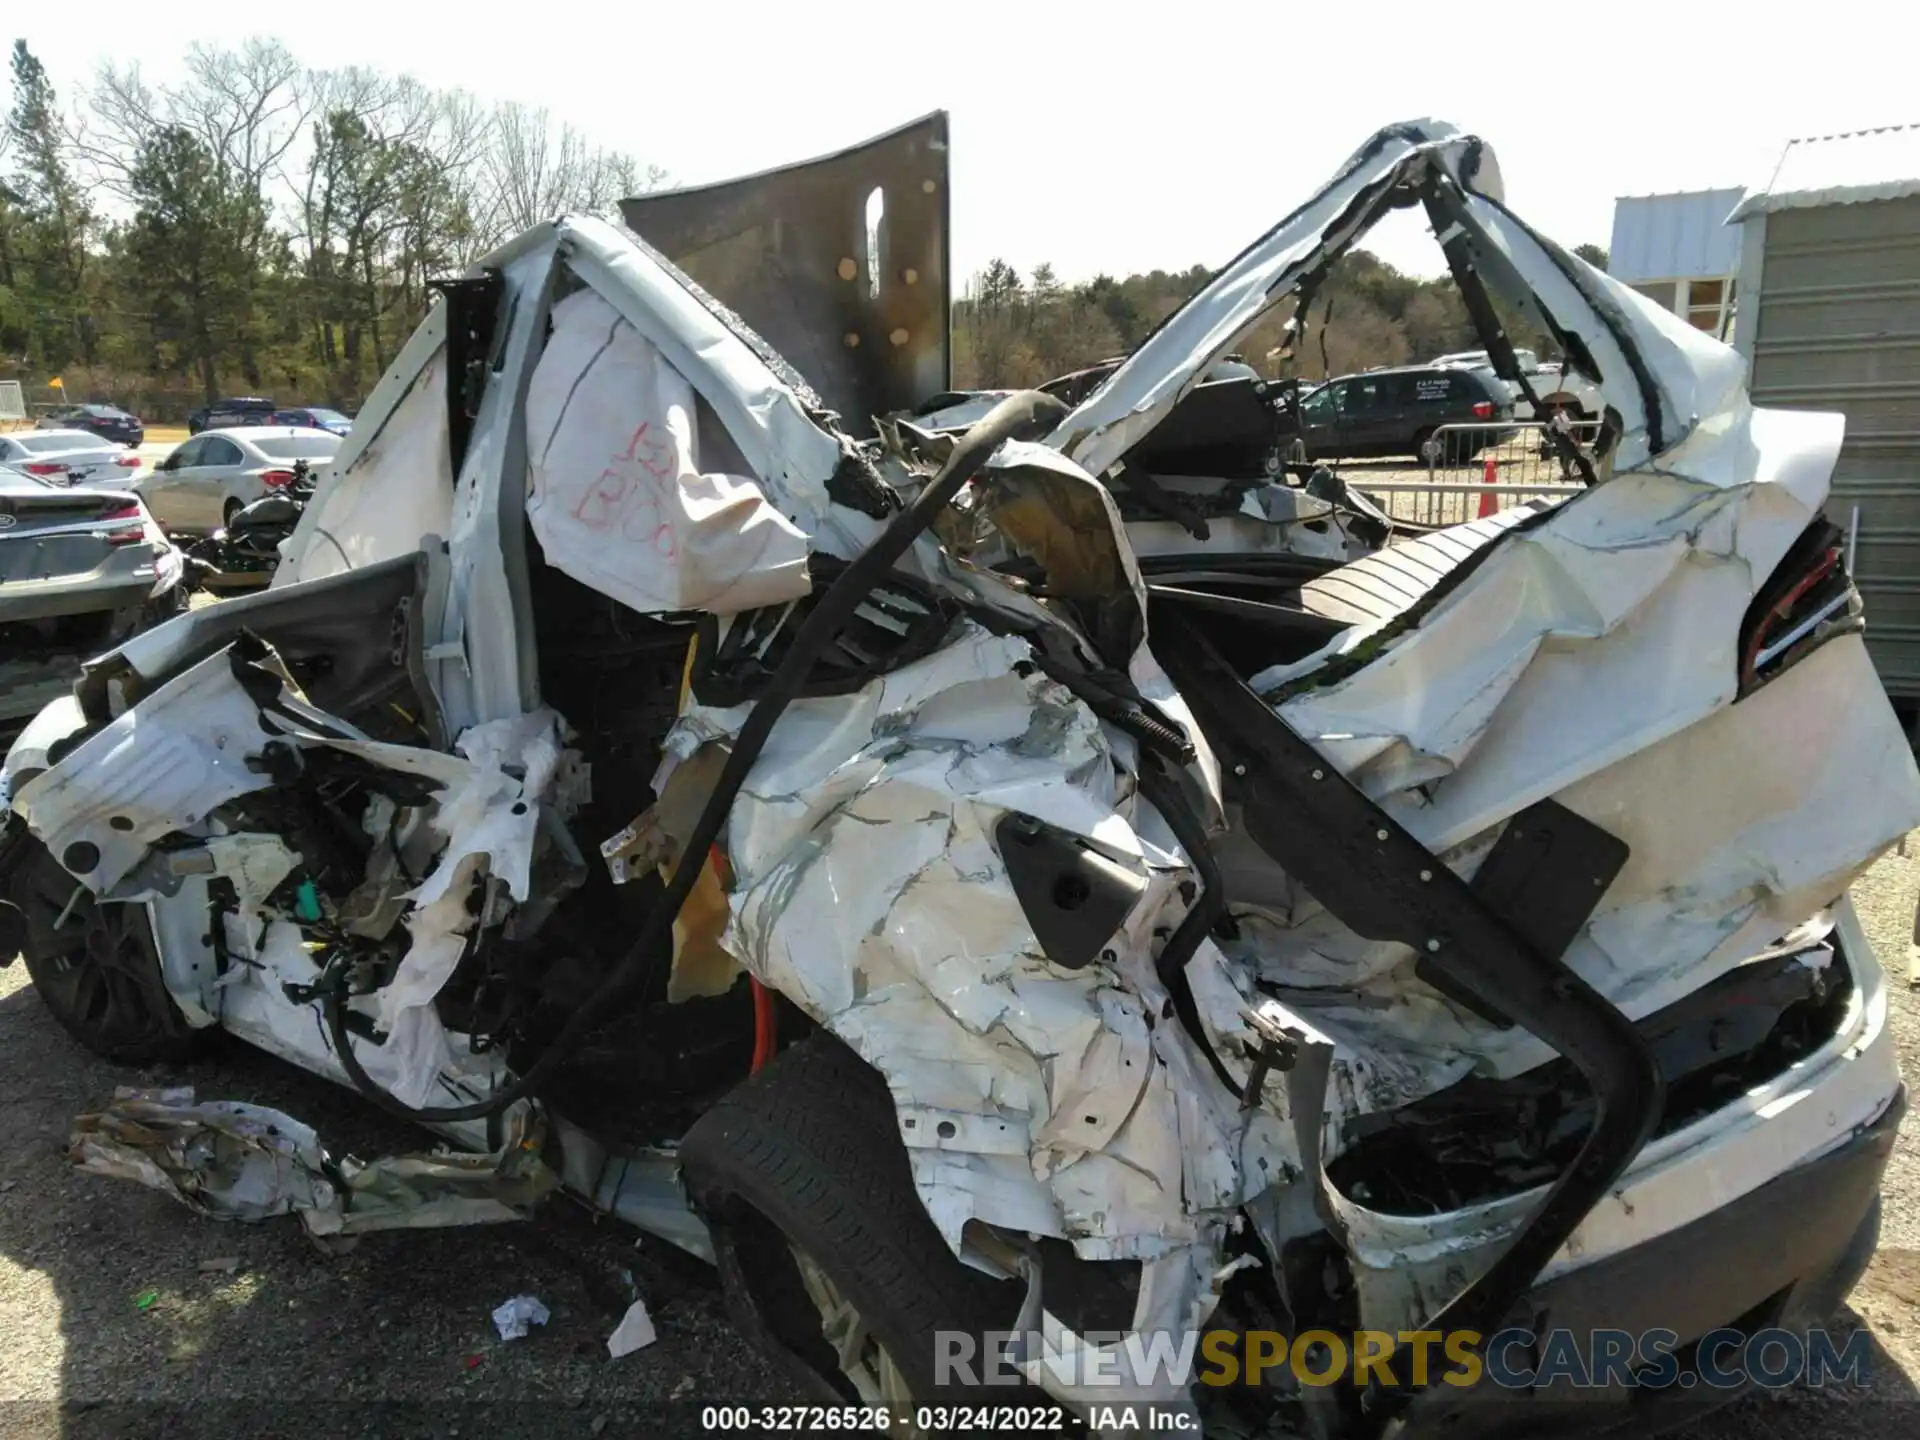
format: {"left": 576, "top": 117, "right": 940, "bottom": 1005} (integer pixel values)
{"left": 327, "top": 389, "right": 1069, "bottom": 1122}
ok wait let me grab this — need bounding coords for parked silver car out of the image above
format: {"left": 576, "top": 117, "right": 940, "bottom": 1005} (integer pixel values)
{"left": 0, "top": 474, "right": 182, "bottom": 741}
{"left": 134, "top": 426, "right": 340, "bottom": 534}
{"left": 0, "top": 428, "right": 143, "bottom": 490}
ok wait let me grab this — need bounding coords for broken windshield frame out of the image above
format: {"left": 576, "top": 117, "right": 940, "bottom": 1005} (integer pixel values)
{"left": 1044, "top": 122, "right": 1675, "bottom": 486}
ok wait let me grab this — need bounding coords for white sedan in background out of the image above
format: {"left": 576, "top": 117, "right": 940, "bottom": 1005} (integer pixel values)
{"left": 135, "top": 427, "right": 339, "bottom": 535}
{"left": 0, "top": 429, "right": 143, "bottom": 489}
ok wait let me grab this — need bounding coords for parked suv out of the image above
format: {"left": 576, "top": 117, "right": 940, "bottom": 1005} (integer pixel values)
{"left": 186, "top": 396, "right": 277, "bottom": 434}
{"left": 1294, "top": 364, "right": 1512, "bottom": 458}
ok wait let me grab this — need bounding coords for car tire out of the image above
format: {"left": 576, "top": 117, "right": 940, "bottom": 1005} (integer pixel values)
{"left": 222, "top": 498, "right": 243, "bottom": 530}
{"left": 5, "top": 834, "right": 206, "bottom": 1065}
{"left": 682, "top": 1033, "right": 1025, "bottom": 1409}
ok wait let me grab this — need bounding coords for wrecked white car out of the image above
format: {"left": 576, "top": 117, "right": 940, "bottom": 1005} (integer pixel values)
{"left": 3, "top": 114, "right": 1916, "bottom": 1438}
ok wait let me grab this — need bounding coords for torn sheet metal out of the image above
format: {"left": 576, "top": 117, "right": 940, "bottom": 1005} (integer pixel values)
{"left": 1265, "top": 410, "right": 1837, "bottom": 826}
{"left": 264, "top": 711, "right": 564, "bottom": 1109}
{"left": 667, "top": 621, "right": 1297, "bottom": 1268}
{"left": 70, "top": 1088, "right": 558, "bottom": 1237}
{"left": 1046, "top": 121, "right": 1732, "bottom": 482}
{"left": 525, "top": 288, "right": 812, "bottom": 617}
{"left": 12, "top": 651, "right": 276, "bottom": 892}
{"left": 278, "top": 308, "right": 452, "bottom": 587}
{"left": 1215, "top": 408, "right": 1920, "bottom": 1118}
{"left": 15, "top": 645, "right": 564, "bottom": 1112}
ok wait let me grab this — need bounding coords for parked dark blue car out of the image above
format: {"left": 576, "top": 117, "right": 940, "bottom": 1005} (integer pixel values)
{"left": 37, "top": 403, "right": 144, "bottom": 447}
{"left": 187, "top": 397, "right": 278, "bottom": 434}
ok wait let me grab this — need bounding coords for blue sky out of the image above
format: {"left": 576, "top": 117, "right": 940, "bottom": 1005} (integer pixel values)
{"left": 12, "top": 0, "right": 1910, "bottom": 282}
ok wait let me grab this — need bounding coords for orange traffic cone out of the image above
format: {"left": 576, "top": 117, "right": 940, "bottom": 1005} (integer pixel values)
{"left": 1477, "top": 455, "right": 1499, "bottom": 518}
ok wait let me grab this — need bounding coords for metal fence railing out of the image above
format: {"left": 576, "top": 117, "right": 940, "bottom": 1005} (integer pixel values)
{"left": 1336, "top": 420, "right": 1598, "bottom": 529}
{"left": 1356, "top": 478, "right": 1586, "bottom": 530}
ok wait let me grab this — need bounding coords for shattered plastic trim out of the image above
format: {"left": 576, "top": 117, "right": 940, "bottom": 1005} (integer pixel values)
{"left": 1328, "top": 900, "right": 1900, "bottom": 1330}
{"left": 71, "top": 1087, "right": 558, "bottom": 1238}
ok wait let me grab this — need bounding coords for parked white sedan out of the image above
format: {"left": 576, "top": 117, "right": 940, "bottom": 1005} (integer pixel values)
{"left": 0, "top": 428, "right": 143, "bottom": 489}
{"left": 134, "top": 426, "right": 339, "bottom": 534}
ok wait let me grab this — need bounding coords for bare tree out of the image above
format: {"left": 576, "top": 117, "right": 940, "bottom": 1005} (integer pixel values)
{"left": 474, "top": 101, "right": 661, "bottom": 245}
{"left": 10, "top": 39, "right": 668, "bottom": 409}
{"left": 82, "top": 43, "right": 308, "bottom": 203}
{"left": 74, "top": 61, "right": 163, "bottom": 201}
{"left": 177, "top": 41, "right": 309, "bottom": 197}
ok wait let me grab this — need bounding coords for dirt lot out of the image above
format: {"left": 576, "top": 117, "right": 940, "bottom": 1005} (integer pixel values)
{"left": 4, "top": 850, "right": 1920, "bottom": 1438}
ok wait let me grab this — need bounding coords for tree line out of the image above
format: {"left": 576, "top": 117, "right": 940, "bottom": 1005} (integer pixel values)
{"left": 1, "top": 38, "right": 661, "bottom": 418}
{"left": 2, "top": 35, "right": 1609, "bottom": 422}
{"left": 953, "top": 244, "right": 1609, "bottom": 390}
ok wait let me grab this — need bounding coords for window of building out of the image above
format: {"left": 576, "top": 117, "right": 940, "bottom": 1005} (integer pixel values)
{"left": 1626, "top": 277, "right": 1735, "bottom": 338}
{"left": 1686, "top": 278, "right": 1735, "bottom": 335}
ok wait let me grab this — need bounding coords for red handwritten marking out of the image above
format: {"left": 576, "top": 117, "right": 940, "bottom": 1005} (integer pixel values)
{"left": 619, "top": 422, "right": 676, "bottom": 481}
{"left": 571, "top": 467, "right": 632, "bottom": 531}
{"left": 565, "top": 419, "right": 680, "bottom": 560}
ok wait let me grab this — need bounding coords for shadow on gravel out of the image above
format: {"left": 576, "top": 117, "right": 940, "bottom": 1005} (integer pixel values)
{"left": 0, "top": 975, "right": 774, "bottom": 1440}
{"left": 1660, "top": 1306, "right": 1920, "bottom": 1440}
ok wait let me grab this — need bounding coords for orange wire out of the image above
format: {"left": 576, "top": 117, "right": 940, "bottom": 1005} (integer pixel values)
{"left": 749, "top": 978, "right": 776, "bottom": 1073}
{"left": 714, "top": 841, "right": 773, "bottom": 1073}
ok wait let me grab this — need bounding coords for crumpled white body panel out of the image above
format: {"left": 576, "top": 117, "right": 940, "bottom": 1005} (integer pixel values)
{"left": 1154, "top": 383, "right": 1920, "bottom": 1172}
{"left": 219, "top": 710, "right": 566, "bottom": 1109}
{"left": 13, "top": 652, "right": 274, "bottom": 891}
{"left": 1222, "top": 394, "right": 1920, "bottom": 1127}
{"left": 1237, "top": 630, "right": 1918, "bottom": 1125}
{"left": 278, "top": 309, "right": 452, "bottom": 588}
{"left": 1268, "top": 404, "right": 1839, "bottom": 831}
{"left": 663, "top": 624, "right": 1295, "bottom": 1270}
{"left": 525, "top": 289, "right": 811, "bottom": 617}
{"left": 13, "top": 647, "right": 564, "bottom": 1111}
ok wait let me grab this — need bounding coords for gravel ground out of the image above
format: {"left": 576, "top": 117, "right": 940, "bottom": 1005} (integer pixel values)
{"left": 5, "top": 850, "right": 1920, "bottom": 1439}
{"left": 0, "top": 965, "right": 779, "bottom": 1439}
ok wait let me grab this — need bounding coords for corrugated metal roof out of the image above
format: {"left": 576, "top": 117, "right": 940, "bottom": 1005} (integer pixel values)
{"left": 1730, "top": 124, "right": 1920, "bottom": 220}
{"left": 1606, "top": 189, "right": 1745, "bottom": 283}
